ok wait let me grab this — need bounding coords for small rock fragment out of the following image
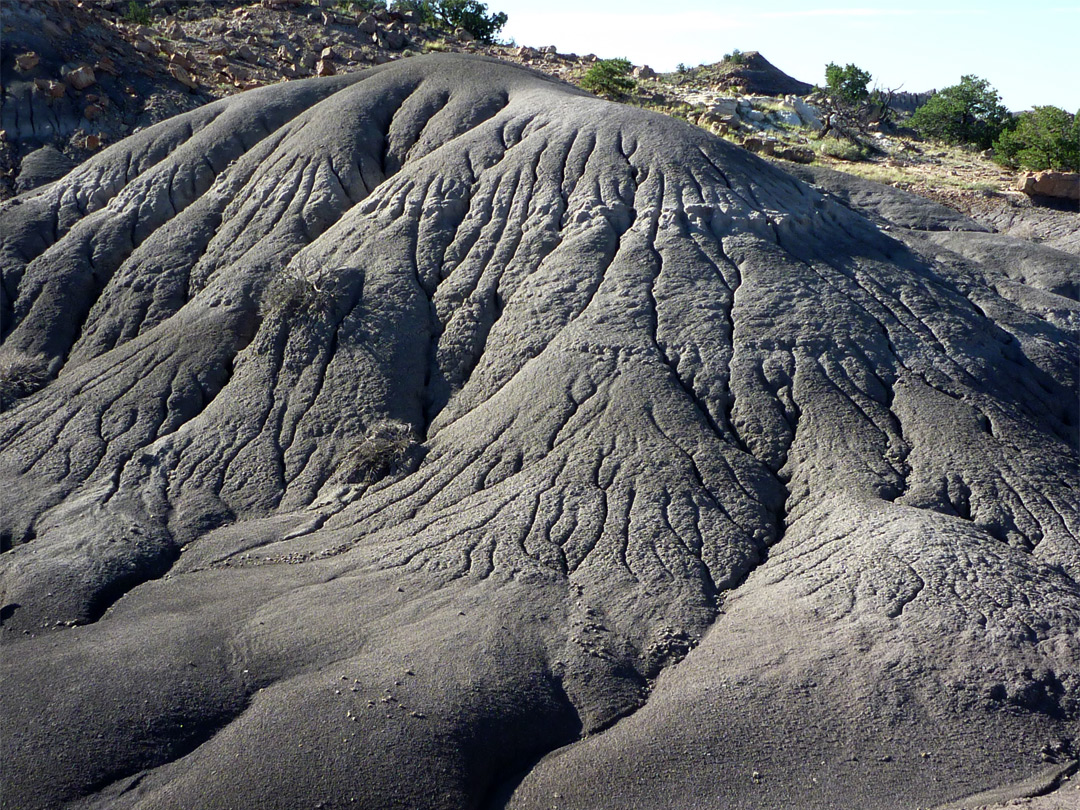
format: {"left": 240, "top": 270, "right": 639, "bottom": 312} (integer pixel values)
{"left": 169, "top": 64, "right": 197, "bottom": 89}
{"left": 134, "top": 38, "right": 158, "bottom": 56}
{"left": 65, "top": 65, "right": 96, "bottom": 91}
{"left": 15, "top": 52, "right": 40, "bottom": 73}
{"left": 34, "top": 78, "right": 66, "bottom": 99}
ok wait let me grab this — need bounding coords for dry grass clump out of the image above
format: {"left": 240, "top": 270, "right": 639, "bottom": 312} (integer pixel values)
{"left": 261, "top": 272, "right": 337, "bottom": 319}
{"left": 339, "top": 419, "right": 417, "bottom": 484}
{"left": 0, "top": 350, "right": 48, "bottom": 411}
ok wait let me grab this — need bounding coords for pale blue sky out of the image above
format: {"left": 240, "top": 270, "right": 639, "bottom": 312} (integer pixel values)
{"left": 498, "top": 1, "right": 1079, "bottom": 111}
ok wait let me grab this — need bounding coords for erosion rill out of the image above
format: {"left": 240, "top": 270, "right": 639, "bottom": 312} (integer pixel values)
{"left": 1, "top": 54, "right": 1077, "bottom": 810}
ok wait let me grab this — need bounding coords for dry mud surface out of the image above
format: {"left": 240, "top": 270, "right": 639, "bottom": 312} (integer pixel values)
{"left": 1, "top": 54, "right": 1078, "bottom": 810}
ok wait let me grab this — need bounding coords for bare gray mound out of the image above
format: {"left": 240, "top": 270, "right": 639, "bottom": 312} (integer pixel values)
{"left": 1, "top": 54, "right": 1078, "bottom": 810}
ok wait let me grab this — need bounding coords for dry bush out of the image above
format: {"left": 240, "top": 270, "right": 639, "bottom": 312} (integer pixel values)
{"left": 261, "top": 272, "right": 336, "bottom": 319}
{"left": 340, "top": 419, "right": 417, "bottom": 484}
{"left": 0, "top": 351, "right": 48, "bottom": 411}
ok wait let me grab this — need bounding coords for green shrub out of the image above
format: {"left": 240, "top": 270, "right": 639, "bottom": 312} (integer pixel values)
{"left": 814, "top": 137, "right": 869, "bottom": 161}
{"left": 390, "top": 0, "right": 426, "bottom": 15}
{"left": 580, "top": 58, "right": 635, "bottom": 99}
{"left": 814, "top": 61, "right": 891, "bottom": 149}
{"left": 438, "top": 0, "right": 507, "bottom": 43}
{"left": 124, "top": 1, "right": 152, "bottom": 25}
{"left": 723, "top": 49, "right": 745, "bottom": 65}
{"left": 910, "top": 75, "right": 1012, "bottom": 150}
{"left": 393, "top": 1, "right": 507, "bottom": 43}
{"left": 824, "top": 62, "right": 871, "bottom": 106}
{"left": 340, "top": 0, "right": 388, "bottom": 12}
{"left": 993, "top": 106, "right": 1079, "bottom": 172}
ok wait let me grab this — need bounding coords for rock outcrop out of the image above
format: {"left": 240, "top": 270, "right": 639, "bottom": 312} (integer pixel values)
{"left": 1018, "top": 171, "right": 1080, "bottom": 204}
{"left": 1, "top": 54, "right": 1078, "bottom": 810}
{"left": 709, "top": 50, "right": 813, "bottom": 96}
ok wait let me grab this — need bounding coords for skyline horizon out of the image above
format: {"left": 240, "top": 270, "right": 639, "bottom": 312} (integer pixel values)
{"left": 495, "top": 1, "right": 1079, "bottom": 112}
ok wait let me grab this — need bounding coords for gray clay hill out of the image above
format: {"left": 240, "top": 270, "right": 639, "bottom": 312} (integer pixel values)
{"left": 1, "top": 53, "right": 1079, "bottom": 810}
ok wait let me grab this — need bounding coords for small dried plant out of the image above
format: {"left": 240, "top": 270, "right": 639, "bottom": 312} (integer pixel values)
{"left": 0, "top": 350, "right": 48, "bottom": 411}
{"left": 339, "top": 419, "right": 417, "bottom": 485}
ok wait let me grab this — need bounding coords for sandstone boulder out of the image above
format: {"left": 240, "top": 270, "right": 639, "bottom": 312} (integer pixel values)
{"left": 1018, "top": 171, "right": 1080, "bottom": 203}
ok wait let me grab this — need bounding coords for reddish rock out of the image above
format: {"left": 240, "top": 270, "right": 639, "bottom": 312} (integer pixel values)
{"left": 65, "top": 65, "right": 96, "bottom": 91}
{"left": 15, "top": 52, "right": 40, "bottom": 73}
{"left": 75, "top": 132, "right": 101, "bottom": 150}
{"left": 315, "top": 58, "right": 335, "bottom": 77}
{"left": 774, "top": 145, "right": 815, "bottom": 164}
{"left": 34, "top": 78, "right": 66, "bottom": 98}
{"left": 224, "top": 64, "right": 250, "bottom": 82}
{"left": 169, "top": 51, "right": 194, "bottom": 71}
{"left": 169, "top": 64, "right": 197, "bottom": 89}
{"left": 134, "top": 37, "right": 158, "bottom": 56}
{"left": 1017, "top": 171, "right": 1079, "bottom": 202}
{"left": 742, "top": 136, "right": 775, "bottom": 156}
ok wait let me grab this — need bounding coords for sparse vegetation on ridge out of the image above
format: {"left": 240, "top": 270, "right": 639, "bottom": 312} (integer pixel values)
{"left": 580, "top": 58, "right": 635, "bottom": 99}
{"left": 1, "top": 0, "right": 1074, "bottom": 220}
{"left": 391, "top": 0, "right": 508, "bottom": 44}
{"left": 338, "top": 0, "right": 387, "bottom": 11}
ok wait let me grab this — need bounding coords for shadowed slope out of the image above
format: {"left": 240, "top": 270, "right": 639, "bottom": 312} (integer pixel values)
{"left": 0, "top": 54, "right": 1077, "bottom": 810}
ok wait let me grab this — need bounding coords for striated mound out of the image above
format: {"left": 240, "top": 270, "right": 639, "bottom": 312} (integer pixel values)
{"left": 0, "top": 54, "right": 1078, "bottom": 810}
